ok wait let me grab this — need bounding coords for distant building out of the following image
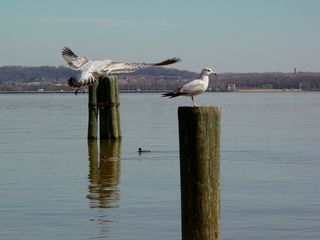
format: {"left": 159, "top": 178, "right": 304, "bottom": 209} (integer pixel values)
{"left": 262, "top": 84, "right": 273, "bottom": 89}
{"left": 227, "top": 84, "right": 236, "bottom": 91}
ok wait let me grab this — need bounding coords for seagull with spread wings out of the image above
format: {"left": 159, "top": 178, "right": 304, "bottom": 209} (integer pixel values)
{"left": 61, "top": 47, "right": 181, "bottom": 94}
{"left": 162, "top": 67, "right": 217, "bottom": 107}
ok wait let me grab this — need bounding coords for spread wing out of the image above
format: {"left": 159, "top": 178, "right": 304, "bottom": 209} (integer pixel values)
{"left": 106, "top": 62, "right": 146, "bottom": 74}
{"left": 106, "top": 57, "right": 181, "bottom": 75}
{"left": 62, "top": 47, "right": 89, "bottom": 70}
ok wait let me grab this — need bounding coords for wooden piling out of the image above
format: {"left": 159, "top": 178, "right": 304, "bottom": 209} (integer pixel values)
{"left": 97, "top": 76, "right": 121, "bottom": 139}
{"left": 88, "top": 82, "right": 98, "bottom": 139}
{"left": 114, "top": 79, "right": 121, "bottom": 137}
{"left": 178, "top": 106, "right": 221, "bottom": 240}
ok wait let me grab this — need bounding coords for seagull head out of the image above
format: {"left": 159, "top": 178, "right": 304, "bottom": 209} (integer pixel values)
{"left": 201, "top": 67, "right": 217, "bottom": 76}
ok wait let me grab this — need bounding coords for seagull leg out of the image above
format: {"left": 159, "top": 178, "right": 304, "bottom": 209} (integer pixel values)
{"left": 74, "top": 88, "right": 79, "bottom": 95}
{"left": 192, "top": 96, "right": 198, "bottom": 107}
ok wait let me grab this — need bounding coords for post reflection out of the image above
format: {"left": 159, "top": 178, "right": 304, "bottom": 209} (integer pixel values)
{"left": 87, "top": 139, "right": 121, "bottom": 208}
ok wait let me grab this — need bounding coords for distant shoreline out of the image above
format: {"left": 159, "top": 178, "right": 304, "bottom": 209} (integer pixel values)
{"left": 236, "top": 89, "right": 303, "bottom": 93}
{"left": 0, "top": 89, "right": 311, "bottom": 94}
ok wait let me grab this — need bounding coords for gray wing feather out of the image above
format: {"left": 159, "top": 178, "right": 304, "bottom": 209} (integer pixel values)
{"left": 107, "top": 57, "right": 181, "bottom": 75}
{"left": 62, "top": 47, "right": 89, "bottom": 70}
{"left": 106, "top": 62, "right": 145, "bottom": 74}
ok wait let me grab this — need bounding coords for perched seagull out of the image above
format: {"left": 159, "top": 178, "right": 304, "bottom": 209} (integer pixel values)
{"left": 162, "top": 67, "right": 217, "bottom": 106}
{"left": 61, "top": 47, "right": 181, "bottom": 94}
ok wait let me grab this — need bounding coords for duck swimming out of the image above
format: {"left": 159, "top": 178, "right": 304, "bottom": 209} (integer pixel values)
{"left": 138, "top": 147, "right": 151, "bottom": 154}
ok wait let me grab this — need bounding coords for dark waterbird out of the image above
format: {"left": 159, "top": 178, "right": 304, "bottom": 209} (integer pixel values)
{"left": 138, "top": 147, "right": 151, "bottom": 154}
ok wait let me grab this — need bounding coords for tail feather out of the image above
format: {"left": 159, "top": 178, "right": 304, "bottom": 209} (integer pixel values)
{"left": 162, "top": 87, "right": 185, "bottom": 98}
{"left": 68, "top": 75, "right": 96, "bottom": 88}
{"left": 152, "top": 57, "right": 181, "bottom": 66}
{"left": 68, "top": 77, "right": 82, "bottom": 88}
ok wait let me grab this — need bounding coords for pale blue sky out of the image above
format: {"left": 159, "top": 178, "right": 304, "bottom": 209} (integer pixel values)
{"left": 0, "top": 0, "right": 319, "bottom": 72}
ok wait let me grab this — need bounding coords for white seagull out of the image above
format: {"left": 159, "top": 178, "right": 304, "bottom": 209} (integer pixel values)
{"left": 61, "top": 47, "right": 181, "bottom": 94}
{"left": 162, "top": 67, "right": 217, "bottom": 106}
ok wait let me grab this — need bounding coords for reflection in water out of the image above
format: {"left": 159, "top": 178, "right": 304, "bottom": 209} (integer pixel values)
{"left": 87, "top": 139, "right": 121, "bottom": 238}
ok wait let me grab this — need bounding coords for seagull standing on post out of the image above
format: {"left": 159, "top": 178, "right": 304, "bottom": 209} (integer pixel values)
{"left": 61, "top": 47, "right": 181, "bottom": 94}
{"left": 162, "top": 67, "right": 217, "bottom": 107}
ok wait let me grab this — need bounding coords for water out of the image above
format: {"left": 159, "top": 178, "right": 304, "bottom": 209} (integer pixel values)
{"left": 0, "top": 92, "right": 320, "bottom": 239}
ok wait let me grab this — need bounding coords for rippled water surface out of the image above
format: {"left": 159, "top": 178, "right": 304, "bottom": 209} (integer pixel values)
{"left": 1, "top": 92, "right": 320, "bottom": 239}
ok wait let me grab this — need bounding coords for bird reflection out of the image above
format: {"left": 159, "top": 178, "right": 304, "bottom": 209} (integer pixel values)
{"left": 87, "top": 139, "right": 121, "bottom": 208}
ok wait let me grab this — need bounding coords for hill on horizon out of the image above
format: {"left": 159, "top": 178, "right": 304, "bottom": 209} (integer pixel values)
{"left": 0, "top": 65, "right": 319, "bottom": 91}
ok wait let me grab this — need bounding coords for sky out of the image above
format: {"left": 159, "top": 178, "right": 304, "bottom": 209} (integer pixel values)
{"left": 0, "top": 0, "right": 319, "bottom": 73}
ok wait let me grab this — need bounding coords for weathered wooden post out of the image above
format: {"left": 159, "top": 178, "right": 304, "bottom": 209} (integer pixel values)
{"left": 114, "top": 78, "right": 121, "bottom": 137}
{"left": 178, "top": 106, "right": 221, "bottom": 240}
{"left": 87, "top": 76, "right": 121, "bottom": 139}
{"left": 88, "top": 83, "right": 98, "bottom": 139}
{"left": 97, "top": 76, "right": 121, "bottom": 139}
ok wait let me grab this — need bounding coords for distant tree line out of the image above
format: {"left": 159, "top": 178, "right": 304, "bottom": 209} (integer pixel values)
{"left": 213, "top": 72, "right": 320, "bottom": 91}
{"left": 0, "top": 66, "right": 319, "bottom": 91}
{"left": 0, "top": 66, "right": 74, "bottom": 83}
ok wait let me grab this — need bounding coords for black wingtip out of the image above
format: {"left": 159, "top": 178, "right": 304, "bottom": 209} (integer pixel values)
{"left": 162, "top": 92, "right": 178, "bottom": 98}
{"left": 62, "top": 46, "right": 77, "bottom": 57}
{"left": 162, "top": 92, "right": 171, "bottom": 97}
{"left": 153, "top": 57, "right": 182, "bottom": 66}
{"left": 162, "top": 87, "right": 184, "bottom": 98}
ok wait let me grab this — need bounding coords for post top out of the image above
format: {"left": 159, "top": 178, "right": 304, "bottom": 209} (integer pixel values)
{"left": 178, "top": 106, "right": 220, "bottom": 109}
{"left": 178, "top": 105, "right": 221, "bottom": 115}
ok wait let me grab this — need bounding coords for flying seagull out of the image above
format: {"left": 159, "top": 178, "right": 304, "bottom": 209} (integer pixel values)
{"left": 162, "top": 67, "right": 217, "bottom": 106}
{"left": 61, "top": 47, "right": 181, "bottom": 94}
